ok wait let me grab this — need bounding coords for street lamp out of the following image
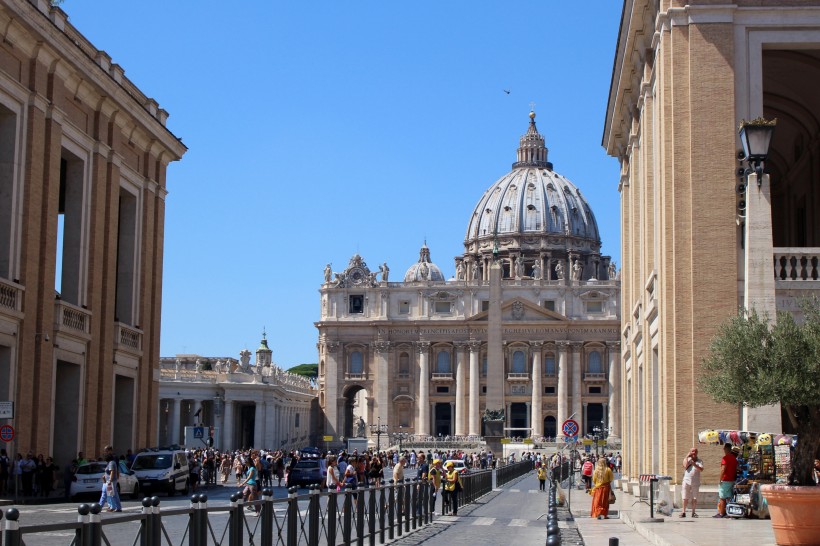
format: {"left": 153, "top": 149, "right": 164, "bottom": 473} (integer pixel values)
{"left": 738, "top": 118, "right": 776, "bottom": 184}
{"left": 592, "top": 425, "right": 602, "bottom": 457}
{"left": 369, "top": 416, "right": 388, "bottom": 453}
{"left": 394, "top": 426, "right": 408, "bottom": 454}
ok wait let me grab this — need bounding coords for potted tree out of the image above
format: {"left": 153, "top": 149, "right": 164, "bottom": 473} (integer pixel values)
{"left": 700, "top": 298, "right": 820, "bottom": 545}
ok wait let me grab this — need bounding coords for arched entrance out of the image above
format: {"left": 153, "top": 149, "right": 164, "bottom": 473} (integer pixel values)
{"left": 544, "top": 416, "right": 557, "bottom": 438}
{"left": 343, "top": 385, "right": 369, "bottom": 439}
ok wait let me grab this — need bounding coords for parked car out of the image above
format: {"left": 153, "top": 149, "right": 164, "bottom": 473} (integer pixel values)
{"left": 286, "top": 458, "right": 328, "bottom": 488}
{"left": 445, "top": 460, "right": 470, "bottom": 475}
{"left": 70, "top": 461, "right": 140, "bottom": 501}
{"left": 130, "top": 449, "right": 189, "bottom": 496}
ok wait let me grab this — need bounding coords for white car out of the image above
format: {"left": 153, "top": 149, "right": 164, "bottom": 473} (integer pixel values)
{"left": 70, "top": 461, "right": 140, "bottom": 501}
{"left": 445, "top": 460, "right": 469, "bottom": 475}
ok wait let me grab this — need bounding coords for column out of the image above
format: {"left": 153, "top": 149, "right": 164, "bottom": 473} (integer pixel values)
{"left": 571, "top": 342, "right": 583, "bottom": 435}
{"left": 253, "top": 403, "right": 263, "bottom": 449}
{"left": 222, "top": 399, "right": 234, "bottom": 451}
{"left": 530, "top": 342, "right": 543, "bottom": 437}
{"left": 169, "top": 398, "right": 181, "bottom": 446}
{"left": 417, "top": 341, "right": 430, "bottom": 436}
{"left": 743, "top": 173, "right": 781, "bottom": 431}
{"left": 505, "top": 402, "right": 511, "bottom": 434}
{"left": 324, "top": 341, "right": 340, "bottom": 437}
{"left": 374, "top": 341, "right": 390, "bottom": 423}
{"left": 606, "top": 342, "right": 621, "bottom": 442}
{"left": 468, "top": 341, "right": 481, "bottom": 436}
{"left": 556, "top": 341, "right": 569, "bottom": 440}
{"left": 449, "top": 401, "right": 455, "bottom": 436}
{"left": 583, "top": 402, "right": 589, "bottom": 436}
{"left": 525, "top": 402, "right": 531, "bottom": 438}
{"left": 454, "top": 342, "right": 467, "bottom": 436}
{"left": 486, "top": 262, "right": 504, "bottom": 410}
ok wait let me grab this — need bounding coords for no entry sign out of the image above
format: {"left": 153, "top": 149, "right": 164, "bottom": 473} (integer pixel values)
{"left": 561, "top": 419, "right": 579, "bottom": 438}
{"left": 0, "top": 424, "right": 14, "bottom": 442}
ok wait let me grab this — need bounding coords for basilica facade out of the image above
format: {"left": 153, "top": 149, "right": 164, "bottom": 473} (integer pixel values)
{"left": 317, "top": 113, "right": 621, "bottom": 445}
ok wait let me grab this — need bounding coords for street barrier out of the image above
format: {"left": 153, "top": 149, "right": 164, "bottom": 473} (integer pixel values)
{"left": 496, "top": 460, "right": 532, "bottom": 486}
{"left": 1, "top": 473, "right": 501, "bottom": 546}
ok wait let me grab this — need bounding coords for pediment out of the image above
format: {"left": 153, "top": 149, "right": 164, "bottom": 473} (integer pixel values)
{"left": 467, "top": 298, "right": 569, "bottom": 322}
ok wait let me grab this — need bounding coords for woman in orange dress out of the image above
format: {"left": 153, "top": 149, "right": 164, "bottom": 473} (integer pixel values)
{"left": 590, "top": 457, "right": 614, "bottom": 519}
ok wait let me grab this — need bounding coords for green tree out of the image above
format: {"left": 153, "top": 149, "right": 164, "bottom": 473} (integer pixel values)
{"left": 700, "top": 299, "right": 820, "bottom": 485}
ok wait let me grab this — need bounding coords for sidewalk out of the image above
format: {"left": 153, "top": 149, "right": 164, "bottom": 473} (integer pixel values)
{"left": 573, "top": 481, "right": 776, "bottom": 546}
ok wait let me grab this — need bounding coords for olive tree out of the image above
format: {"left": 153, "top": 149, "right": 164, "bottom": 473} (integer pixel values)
{"left": 700, "top": 299, "right": 820, "bottom": 486}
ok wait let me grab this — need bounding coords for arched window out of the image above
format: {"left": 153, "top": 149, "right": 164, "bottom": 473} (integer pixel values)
{"left": 588, "top": 351, "right": 602, "bottom": 373}
{"left": 319, "top": 360, "right": 325, "bottom": 377}
{"left": 399, "top": 352, "right": 410, "bottom": 375}
{"left": 350, "top": 351, "right": 363, "bottom": 374}
{"left": 482, "top": 355, "right": 488, "bottom": 376}
{"left": 544, "top": 355, "right": 556, "bottom": 376}
{"left": 512, "top": 350, "right": 526, "bottom": 373}
{"left": 436, "top": 350, "right": 451, "bottom": 373}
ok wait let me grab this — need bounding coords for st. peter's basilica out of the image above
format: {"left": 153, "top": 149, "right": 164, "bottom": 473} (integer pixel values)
{"left": 316, "top": 112, "right": 621, "bottom": 445}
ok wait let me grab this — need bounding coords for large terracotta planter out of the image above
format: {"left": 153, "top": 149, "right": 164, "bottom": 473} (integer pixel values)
{"left": 761, "top": 484, "right": 820, "bottom": 545}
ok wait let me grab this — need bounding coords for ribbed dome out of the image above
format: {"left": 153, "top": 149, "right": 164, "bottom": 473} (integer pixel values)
{"left": 464, "top": 112, "right": 601, "bottom": 248}
{"left": 404, "top": 244, "right": 445, "bottom": 282}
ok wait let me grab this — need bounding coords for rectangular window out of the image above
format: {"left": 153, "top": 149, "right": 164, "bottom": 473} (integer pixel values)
{"left": 56, "top": 150, "right": 86, "bottom": 305}
{"left": 349, "top": 295, "right": 364, "bottom": 314}
{"left": 542, "top": 300, "right": 555, "bottom": 312}
{"left": 115, "top": 190, "right": 138, "bottom": 325}
{"left": 0, "top": 105, "right": 17, "bottom": 279}
{"left": 481, "top": 386, "right": 487, "bottom": 394}
{"left": 399, "top": 300, "right": 410, "bottom": 314}
{"left": 589, "top": 386, "right": 602, "bottom": 394}
{"left": 295, "top": 413, "right": 300, "bottom": 427}
{"left": 436, "top": 386, "right": 449, "bottom": 394}
{"left": 481, "top": 300, "right": 490, "bottom": 312}
{"left": 434, "top": 301, "right": 452, "bottom": 314}
{"left": 544, "top": 386, "right": 556, "bottom": 394}
{"left": 586, "top": 301, "right": 603, "bottom": 314}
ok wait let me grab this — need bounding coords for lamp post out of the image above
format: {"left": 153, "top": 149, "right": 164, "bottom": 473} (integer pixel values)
{"left": 394, "top": 426, "right": 408, "bottom": 454}
{"left": 369, "top": 416, "right": 388, "bottom": 453}
{"left": 737, "top": 117, "right": 780, "bottom": 432}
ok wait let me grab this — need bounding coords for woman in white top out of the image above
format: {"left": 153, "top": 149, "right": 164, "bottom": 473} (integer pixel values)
{"left": 326, "top": 456, "right": 341, "bottom": 490}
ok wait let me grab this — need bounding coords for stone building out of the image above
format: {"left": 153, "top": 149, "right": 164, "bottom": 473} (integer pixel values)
{"left": 604, "top": 0, "right": 820, "bottom": 485}
{"left": 0, "top": 1, "right": 186, "bottom": 467}
{"left": 158, "top": 333, "right": 318, "bottom": 451}
{"left": 317, "top": 113, "right": 621, "bottom": 445}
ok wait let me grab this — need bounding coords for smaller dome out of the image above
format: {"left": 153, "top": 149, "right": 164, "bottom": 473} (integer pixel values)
{"left": 404, "top": 244, "right": 445, "bottom": 282}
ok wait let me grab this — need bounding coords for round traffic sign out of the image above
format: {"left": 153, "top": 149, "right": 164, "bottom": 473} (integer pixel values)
{"left": 0, "top": 424, "right": 14, "bottom": 442}
{"left": 561, "top": 419, "right": 579, "bottom": 437}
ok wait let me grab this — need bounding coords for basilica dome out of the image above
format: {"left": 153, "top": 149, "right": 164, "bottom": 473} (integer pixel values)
{"left": 459, "top": 112, "right": 608, "bottom": 281}
{"left": 404, "top": 244, "right": 445, "bottom": 282}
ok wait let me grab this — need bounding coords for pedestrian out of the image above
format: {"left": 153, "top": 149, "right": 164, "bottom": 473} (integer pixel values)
{"left": 428, "top": 459, "right": 443, "bottom": 514}
{"left": 442, "top": 461, "right": 461, "bottom": 516}
{"left": 326, "top": 455, "right": 342, "bottom": 491}
{"left": 679, "top": 448, "right": 703, "bottom": 518}
{"left": 590, "top": 458, "right": 614, "bottom": 520}
{"left": 582, "top": 457, "right": 594, "bottom": 491}
{"left": 415, "top": 453, "right": 429, "bottom": 515}
{"left": 393, "top": 457, "right": 406, "bottom": 515}
{"left": 814, "top": 458, "right": 820, "bottom": 485}
{"left": 239, "top": 455, "right": 260, "bottom": 515}
{"left": 103, "top": 454, "right": 122, "bottom": 512}
{"left": 714, "top": 443, "right": 737, "bottom": 518}
{"left": 537, "top": 463, "right": 548, "bottom": 491}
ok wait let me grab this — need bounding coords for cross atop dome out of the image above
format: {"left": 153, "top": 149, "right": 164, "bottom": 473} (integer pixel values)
{"left": 513, "top": 109, "right": 551, "bottom": 170}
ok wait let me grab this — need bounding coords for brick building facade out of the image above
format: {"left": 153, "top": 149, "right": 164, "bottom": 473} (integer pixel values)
{"left": 0, "top": 0, "right": 185, "bottom": 467}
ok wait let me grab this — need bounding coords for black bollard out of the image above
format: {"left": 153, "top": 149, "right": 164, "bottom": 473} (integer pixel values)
{"left": 609, "top": 539, "right": 619, "bottom": 546}
{"left": 546, "top": 534, "right": 561, "bottom": 546}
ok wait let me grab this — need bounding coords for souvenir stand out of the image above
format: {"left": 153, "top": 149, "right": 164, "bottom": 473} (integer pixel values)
{"left": 697, "top": 429, "right": 796, "bottom": 519}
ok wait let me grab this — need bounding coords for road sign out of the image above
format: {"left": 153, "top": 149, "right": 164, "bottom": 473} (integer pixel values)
{"left": 523, "top": 438, "right": 533, "bottom": 444}
{"left": 0, "top": 424, "right": 14, "bottom": 442}
{"left": 193, "top": 427, "right": 204, "bottom": 439}
{"left": 0, "top": 401, "right": 13, "bottom": 419}
{"left": 561, "top": 419, "right": 579, "bottom": 437}
{"left": 500, "top": 438, "right": 511, "bottom": 444}
{"left": 582, "top": 438, "right": 593, "bottom": 445}
{"left": 323, "top": 435, "right": 333, "bottom": 442}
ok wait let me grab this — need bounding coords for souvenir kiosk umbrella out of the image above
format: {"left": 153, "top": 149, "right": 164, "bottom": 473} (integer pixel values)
{"left": 698, "top": 429, "right": 796, "bottom": 518}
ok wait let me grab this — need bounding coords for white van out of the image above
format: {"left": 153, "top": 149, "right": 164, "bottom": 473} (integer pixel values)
{"left": 131, "top": 450, "right": 190, "bottom": 496}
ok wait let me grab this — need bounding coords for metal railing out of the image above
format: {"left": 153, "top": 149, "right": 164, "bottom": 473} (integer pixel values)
{"left": 1, "top": 473, "right": 498, "bottom": 546}
{"left": 496, "top": 461, "right": 533, "bottom": 487}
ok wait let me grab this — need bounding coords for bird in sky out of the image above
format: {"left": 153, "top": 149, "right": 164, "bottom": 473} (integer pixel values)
{"left": 503, "top": 89, "right": 511, "bottom": 95}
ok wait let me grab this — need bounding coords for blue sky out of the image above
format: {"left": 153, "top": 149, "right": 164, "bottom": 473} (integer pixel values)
{"left": 63, "top": 1, "right": 623, "bottom": 367}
